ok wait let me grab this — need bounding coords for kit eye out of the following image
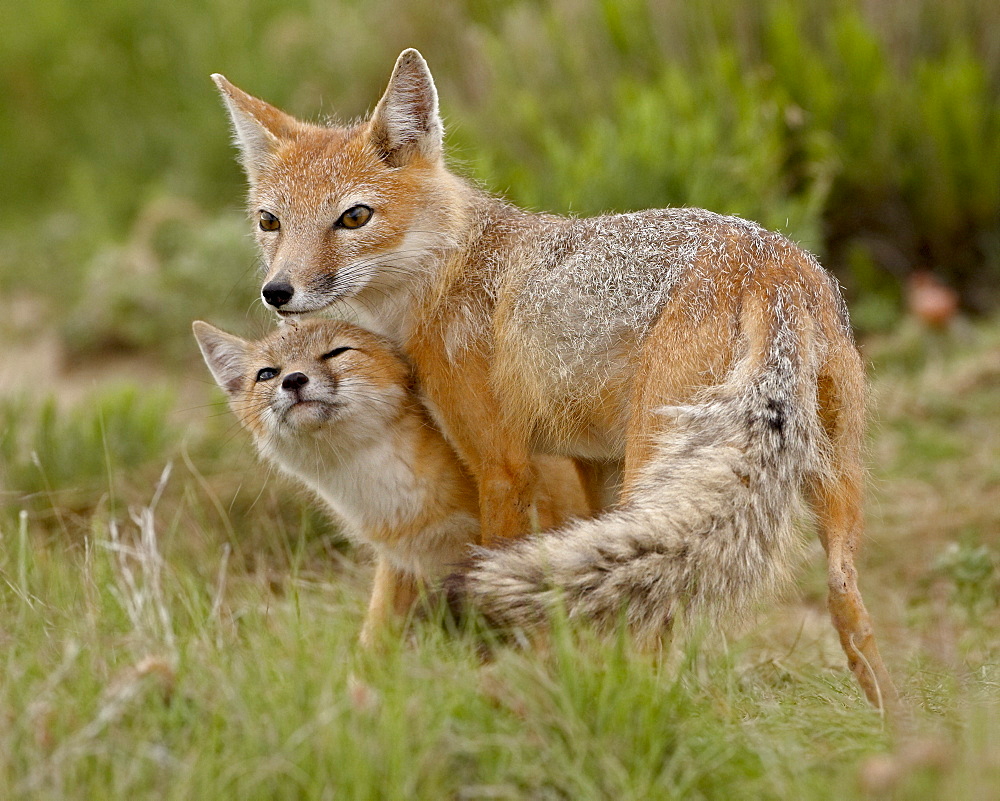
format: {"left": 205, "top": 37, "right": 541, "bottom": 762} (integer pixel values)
{"left": 256, "top": 367, "right": 279, "bottom": 382}
{"left": 321, "top": 346, "right": 353, "bottom": 360}
{"left": 259, "top": 210, "right": 280, "bottom": 231}
{"left": 337, "top": 205, "right": 372, "bottom": 229}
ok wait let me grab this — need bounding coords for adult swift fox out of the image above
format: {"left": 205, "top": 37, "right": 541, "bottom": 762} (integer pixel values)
{"left": 193, "top": 318, "right": 587, "bottom": 645}
{"left": 212, "top": 50, "right": 896, "bottom": 706}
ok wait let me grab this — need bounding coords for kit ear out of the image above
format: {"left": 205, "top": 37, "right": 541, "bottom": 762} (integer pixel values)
{"left": 368, "top": 49, "right": 443, "bottom": 166}
{"left": 212, "top": 74, "right": 305, "bottom": 183}
{"left": 193, "top": 320, "right": 249, "bottom": 398}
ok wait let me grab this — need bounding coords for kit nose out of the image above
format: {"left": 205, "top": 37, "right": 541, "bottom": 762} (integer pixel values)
{"left": 282, "top": 371, "right": 309, "bottom": 390}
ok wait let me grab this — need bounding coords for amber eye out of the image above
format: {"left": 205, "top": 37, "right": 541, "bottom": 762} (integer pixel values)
{"left": 337, "top": 205, "right": 372, "bottom": 229}
{"left": 256, "top": 367, "right": 279, "bottom": 382}
{"left": 321, "top": 346, "right": 353, "bottom": 360}
{"left": 259, "top": 210, "right": 280, "bottom": 231}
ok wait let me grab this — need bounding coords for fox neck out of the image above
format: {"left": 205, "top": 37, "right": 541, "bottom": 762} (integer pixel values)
{"left": 262, "top": 405, "right": 475, "bottom": 547}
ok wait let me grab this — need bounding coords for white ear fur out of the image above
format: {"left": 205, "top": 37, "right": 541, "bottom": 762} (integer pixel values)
{"left": 212, "top": 74, "right": 291, "bottom": 183}
{"left": 369, "top": 49, "right": 443, "bottom": 165}
{"left": 193, "top": 320, "right": 250, "bottom": 398}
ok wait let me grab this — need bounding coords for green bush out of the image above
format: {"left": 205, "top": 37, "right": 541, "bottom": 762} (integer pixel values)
{"left": 462, "top": 51, "right": 834, "bottom": 252}
{"left": 58, "top": 208, "right": 266, "bottom": 362}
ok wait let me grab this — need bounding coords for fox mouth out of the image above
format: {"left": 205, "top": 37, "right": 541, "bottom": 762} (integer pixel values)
{"left": 274, "top": 308, "right": 313, "bottom": 319}
{"left": 279, "top": 399, "right": 341, "bottom": 426}
{"left": 267, "top": 276, "right": 370, "bottom": 318}
{"left": 274, "top": 303, "right": 340, "bottom": 320}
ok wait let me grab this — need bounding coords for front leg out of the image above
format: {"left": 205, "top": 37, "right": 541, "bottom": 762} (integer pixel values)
{"left": 441, "top": 409, "right": 539, "bottom": 546}
{"left": 359, "top": 557, "right": 420, "bottom": 648}
{"left": 479, "top": 454, "right": 542, "bottom": 545}
{"left": 411, "top": 337, "right": 538, "bottom": 545}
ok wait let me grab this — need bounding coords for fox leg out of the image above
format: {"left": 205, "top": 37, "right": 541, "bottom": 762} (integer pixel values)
{"left": 479, "top": 455, "right": 543, "bottom": 544}
{"left": 615, "top": 291, "right": 734, "bottom": 504}
{"left": 360, "top": 558, "right": 420, "bottom": 647}
{"left": 411, "top": 342, "right": 539, "bottom": 545}
{"left": 572, "top": 458, "right": 623, "bottom": 512}
{"left": 813, "top": 365, "right": 898, "bottom": 710}
{"left": 443, "top": 407, "right": 537, "bottom": 544}
{"left": 812, "top": 470, "right": 898, "bottom": 710}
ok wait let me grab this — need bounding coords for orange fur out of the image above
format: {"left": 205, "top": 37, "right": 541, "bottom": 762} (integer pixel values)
{"left": 212, "top": 51, "right": 896, "bottom": 708}
{"left": 194, "top": 318, "right": 587, "bottom": 644}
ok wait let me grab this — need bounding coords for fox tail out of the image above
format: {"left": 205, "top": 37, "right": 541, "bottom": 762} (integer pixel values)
{"left": 447, "top": 286, "right": 830, "bottom": 642}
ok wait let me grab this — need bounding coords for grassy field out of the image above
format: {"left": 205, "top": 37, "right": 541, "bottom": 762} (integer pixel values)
{"left": 2, "top": 0, "right": 999, "bottom": 797}
{"left": 2, "top": 316, "right": 998, "bottom": 799}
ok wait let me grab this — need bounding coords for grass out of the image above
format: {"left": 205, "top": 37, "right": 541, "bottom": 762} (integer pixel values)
{"left": 2, "top": 317, "right": 999, "bottom": 798}
{"left": 2, "top": 1, "right": 999, "bottom": 794}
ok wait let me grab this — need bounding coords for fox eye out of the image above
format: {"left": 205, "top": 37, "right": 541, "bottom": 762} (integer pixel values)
{"left": 259, "top": 210, "right": 280, "bottom": 231}
{"left": 321, "top": 346, "right": 353, "bottom": 360}
{"left": 337, "top": 205, "right": 372, "bottom": 229}
{"left": 256, "top": 367, "right": 279, "bottom": 382}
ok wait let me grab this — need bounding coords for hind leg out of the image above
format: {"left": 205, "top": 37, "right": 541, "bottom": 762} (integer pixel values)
{"left": 812, "top": 366, "right": 898, "bottom": 710}
{"left": 811, "top": 471, "right": 897, "bottom": 709}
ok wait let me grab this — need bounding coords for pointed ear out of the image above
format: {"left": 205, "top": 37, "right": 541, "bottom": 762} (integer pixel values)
{"left": 193, "top": 321, "right": 250, "bottom": 398}
{"left": 368, "top": 49, "right": 443, "bottom": 166}
{"left": 212, "top": 74, "right": 303, "bottom": 182}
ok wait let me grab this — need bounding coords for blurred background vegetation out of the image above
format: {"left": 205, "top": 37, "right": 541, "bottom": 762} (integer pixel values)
{"left": 2, "top": 0, "right": 999, "bottom": 364}
{"left": 2, "top": 3, "right": 999, "bottom": 794}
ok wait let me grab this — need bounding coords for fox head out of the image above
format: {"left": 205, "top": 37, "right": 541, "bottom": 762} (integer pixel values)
{"left": 213, "top": 50, "right": 462, "bottom": 322}
{"left": 193, "top": 318, "right": 411, "bottom": 458}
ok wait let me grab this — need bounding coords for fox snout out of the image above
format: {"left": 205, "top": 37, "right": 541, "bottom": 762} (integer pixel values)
{"left": 278, "top": 369, "right": 338, "bottom": 402}
{"left": 275, "top": 368, "right": 341, "bottom": 430}
{"left": 261, "top": 257, "right": 321, "bottom": 313}
{"left": 281, "top": 371, "right": 309, "bottom": 391}
{"left": 263, "top": 280, "right": 295, "bottom": 309}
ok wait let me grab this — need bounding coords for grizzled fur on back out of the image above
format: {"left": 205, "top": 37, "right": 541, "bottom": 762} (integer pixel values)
{"left": 448, "top": 199, "right": 852, "bottom": 464}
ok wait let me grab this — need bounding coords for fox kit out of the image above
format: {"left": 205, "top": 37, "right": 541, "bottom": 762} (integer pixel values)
{"left": 193, "top": 317, "right": 589, "bottom": 644}
{"left": 213, "top": 50, "right": 896, "bottom": 707}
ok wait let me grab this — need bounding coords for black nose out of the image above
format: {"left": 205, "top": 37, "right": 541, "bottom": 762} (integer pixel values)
{"left": 282, "top": 371, "right": 309, "bottom": 390}
{"left": 262, "top": 281, "right": 294, "bottom": 308}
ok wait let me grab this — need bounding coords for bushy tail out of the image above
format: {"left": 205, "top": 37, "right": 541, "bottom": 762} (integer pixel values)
{"left": 448, "top": 289, "right": 828, "bottom": 642}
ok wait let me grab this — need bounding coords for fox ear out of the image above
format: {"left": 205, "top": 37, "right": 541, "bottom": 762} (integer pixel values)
{"left": 193, "top": 321, "right": 249, "bottom": 398}
{"left": 369, "top": 49, "right": 443, "bottom": 166}
{"left": 212, "top": 74, "right": 302, "bottom": 182}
